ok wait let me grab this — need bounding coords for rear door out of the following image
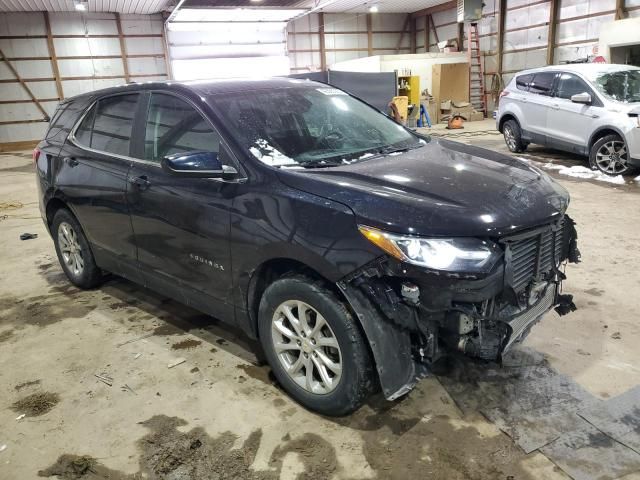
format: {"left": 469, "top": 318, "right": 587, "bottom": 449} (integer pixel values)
{"left": 524, "top": 71, "right": 558, "bottom": 142}
{"left": 547, "top": 72, "right": 602, "bottom": 154}
{"left": 56, "top": 93, "right": 141, "bottom": 280}
{"left": 126, "top": 91, "right": 238, "bottom": 323}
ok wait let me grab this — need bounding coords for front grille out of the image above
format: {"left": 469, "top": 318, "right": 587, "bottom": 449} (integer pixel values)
{"left": 505, "top": 219, "right": 565, "bottom": 292}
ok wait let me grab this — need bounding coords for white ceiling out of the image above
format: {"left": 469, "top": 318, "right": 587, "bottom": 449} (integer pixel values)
{"left": 0, "top": 0, "right": 174, "bottom": 13}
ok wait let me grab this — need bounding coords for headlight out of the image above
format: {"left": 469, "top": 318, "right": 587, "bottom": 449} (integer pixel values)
{"left": 358, "top": 225, "right": 502, "bottom": 273}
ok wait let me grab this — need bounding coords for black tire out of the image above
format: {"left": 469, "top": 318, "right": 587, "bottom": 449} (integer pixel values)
{"left": 589, "top": 134, "right": 634, "bottom": 176}
{"left": 258, "top": 275, "right": 374, "bottom": 416}
{"left": 51, "top": 208, "right": 103, "bottom": 289}
{"left": 503, "top": 119, "right": 527, "bottom": 153}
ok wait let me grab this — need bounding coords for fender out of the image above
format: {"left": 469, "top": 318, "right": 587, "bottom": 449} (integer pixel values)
{"left": 588, "top": 125, "right": 627, "bottom": 150}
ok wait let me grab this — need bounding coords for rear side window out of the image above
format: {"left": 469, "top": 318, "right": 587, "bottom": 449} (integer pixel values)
{"left": 516, "top": 74, "right": 534, "bottom": 91}
{"left": 529, "top": 72, "right": 556, "bottom": 96}
{"left": 555, "top": 73, "right": 590, "bottom": 100}
{"left": 74, "top": 94, "right": 140, "bottom": 157}
{"left": 144, "top": 93, "right": 221, "bottom": 162}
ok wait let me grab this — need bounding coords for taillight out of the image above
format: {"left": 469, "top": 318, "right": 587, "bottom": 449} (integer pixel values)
{"left": 32, "top": 147, "right": 40, "bottom": 165}
{"left": 499, "top": 90, "right": 510, "bottom": 98}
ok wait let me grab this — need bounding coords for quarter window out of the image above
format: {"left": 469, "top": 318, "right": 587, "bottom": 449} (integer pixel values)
{"left": 529, "top": 72, "right": 556, "bottom": 96}
{"left": 144, "top": 93, "right": 221, "bottom": 162}
{"left": 74, "top": 94, "right": 139, "bottom": 156}
{"left": 515, "top": 74, "right": 534, "bottom": 92}
{"left": 555, "top": 73, "right": 590, "bottom": 100}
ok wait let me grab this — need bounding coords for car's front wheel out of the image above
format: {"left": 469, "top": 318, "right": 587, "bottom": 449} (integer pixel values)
{"left": 258, "top": 275, "right": 374, "bottom": 416}
{"left": 52, "top": 208, "right": 102, "bottom": 289}
{"left": 503, "top": 119, "right": 527, "bottom": 153}
{"left": 589, "top": 134, "right": 633, "bottom": 176}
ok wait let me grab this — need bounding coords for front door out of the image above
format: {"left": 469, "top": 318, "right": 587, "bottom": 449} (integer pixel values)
{"left": 126, "top": 92, "right": 237, "bottom": 324}
{"left": 547, "top": 72, "right": 601, "bottom": 154}
{"left": 57, "top": 93, "right": 140, "bottom": 281}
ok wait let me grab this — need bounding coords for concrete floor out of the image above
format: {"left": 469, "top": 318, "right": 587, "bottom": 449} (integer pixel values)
{"left": 1, "top": 131, "right": 640, "bottom": 479}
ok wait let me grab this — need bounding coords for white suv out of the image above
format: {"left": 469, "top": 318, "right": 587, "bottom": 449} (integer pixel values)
{"left": 497, "top": 64, "right": 640, "bottom": 175}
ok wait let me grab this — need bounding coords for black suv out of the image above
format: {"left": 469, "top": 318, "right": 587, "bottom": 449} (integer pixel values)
{"left": 35, "top": 79, "right": 580, "bottom": 415}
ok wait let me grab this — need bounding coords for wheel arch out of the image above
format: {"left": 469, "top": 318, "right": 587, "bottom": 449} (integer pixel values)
{"left": 588, "top": 126, "right": 626, "bottom": 152}
{"left": 498, "top": 113, "right": 521, "bottom": 133}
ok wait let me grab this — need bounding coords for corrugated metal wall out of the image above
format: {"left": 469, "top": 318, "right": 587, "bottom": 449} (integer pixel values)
{"left": 288, "top": 13, "right": 412, "bottom": 71}
{"left": 0, "top": 11, "right": 168, "bottom": 146}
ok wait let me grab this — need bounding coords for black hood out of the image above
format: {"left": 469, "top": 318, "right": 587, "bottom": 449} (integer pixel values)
{"left": 277, "top": 139, "right": 569, "bottom": 238}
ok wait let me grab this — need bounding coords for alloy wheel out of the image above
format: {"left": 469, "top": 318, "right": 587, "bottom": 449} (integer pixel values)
{"left": 595, "top": 140, "right": 628, "bottom": 175}
{"left": 271, "top": 300, "right": 342, "bottom": 394}
{"left": 58, "top": 221, "right": 84, "bottom": 276}
{"left": 504, "top": 126, "right": 517, "bottom": 151}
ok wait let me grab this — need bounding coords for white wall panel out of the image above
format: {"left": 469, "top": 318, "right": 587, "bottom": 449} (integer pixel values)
{"left": 325, "top": 33, "right": 367, "bottom": 49}
{"left": 503, "top": 48, "right": 547, "bottom": 71}
{"left": 557, "top": 13, "right": 614, "bottom": 42}
{"left": 119, "top": 15, "right": 163, "bottom": 35}
{"left": 0, "top": 122, "right": 48, "bottom": 143}
{"left": 50, "top": 12, "right": 118, "bottom": 35}
{"left": 0, "top": 60, "right": 53, "bottom": 79}
{"left": 61, "top": 78, "right": 124, "bottom": 97}
{"left": 0, "top": 100, "right": 58, "bottom": 121}
{"left": 1, "top": 81, "right": 58, "bottom": 101}
{"left": 560, "top": 0, "right": 615, "bottom": 18}
{"left": 0, "top": 38, "right": 49, "bottom": 57}
{"left": 0, "top": 12, "right": 45, "bottom": 36}
{"left": 57, "top": 58, "right": 125, "bottom": 77}
{"left": 53, "top": 37, "right": 122, "bottom": 56}
{"left": 125, "top": 37, "right": 164, "bottom": 55}
{"left": 504, "top": 25, "right": 548, "bottom": 51}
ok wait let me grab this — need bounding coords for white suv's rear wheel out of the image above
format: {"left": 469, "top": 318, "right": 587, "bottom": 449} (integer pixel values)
{"left": 590, "top": 134, "right": 632, "bottom": 176}
{"left": 503, "top": 119, "right": 526, "bottom": 153}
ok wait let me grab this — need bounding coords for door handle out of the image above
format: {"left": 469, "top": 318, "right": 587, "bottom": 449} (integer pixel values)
{"left": 129, "top": 175, "right": 150, "bottom": 190}
{"left": 64, "top": 157, "right": 78, "bottom": 167}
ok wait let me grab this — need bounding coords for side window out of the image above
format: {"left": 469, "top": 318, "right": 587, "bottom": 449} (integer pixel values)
{"left": 516, "top": 74, "right": 534, "bottom": 92}
{"left": 529, "top": 72, "right": 556, "bottom": 96}
{"left": 144, "top": 93, "right": 221, "bottom": 162}
{"left": 555, "top": 73, "right": 590, "bottom": 100}
{"left": 74, "top": 94, "right": 139, "bottom": 157}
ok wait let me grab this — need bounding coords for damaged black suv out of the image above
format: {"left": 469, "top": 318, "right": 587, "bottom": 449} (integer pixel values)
{"left": 36, "top": 78, "right": 580, "bottom": 416}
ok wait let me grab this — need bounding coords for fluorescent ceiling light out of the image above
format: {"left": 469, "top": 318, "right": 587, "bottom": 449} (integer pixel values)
{"left": 173, "top": 8, "right": 306, "bottom": 23}
{"left": 368, "top": 5, "right": 379, "bottom": 12}
{"left": 74, "top": 2, "right": 87, "bottom": 11}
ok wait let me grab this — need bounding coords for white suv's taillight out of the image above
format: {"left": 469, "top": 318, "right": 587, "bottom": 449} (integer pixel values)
{"left": 499, "top": 90, "right": 510, "bottom": 98}
{"left": 32, "top": 147, "right": 41, "bottom": 165}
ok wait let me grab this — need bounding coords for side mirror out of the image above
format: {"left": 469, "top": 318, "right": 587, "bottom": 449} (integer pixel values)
{"left": 570, "top": 92, "right": 592, "bottom": 104}
{"left": 161, "top": 150, "right": 237, "bottom": 179}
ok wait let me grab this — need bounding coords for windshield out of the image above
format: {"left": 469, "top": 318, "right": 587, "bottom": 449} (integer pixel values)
{"left": 594, "top": 69, "right": 640, "bottom": 103}
{"left": 213, "top": 85, "right": 423, "bottom": 168}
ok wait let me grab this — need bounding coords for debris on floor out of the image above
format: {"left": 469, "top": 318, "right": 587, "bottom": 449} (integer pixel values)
{"left": 19, "top": 232, "right": 38, "bottom": 240}
{"left": 170, "top": 339, "right": 202, "bottom": 350}
{"left": 10, "top": 392, "right": 60, "bottom": 417}
{"left": 167, "top": 358, "right": 186, "bottom": 369}
{"left": 94, "top": 374, "right": 113, "bottom": 387}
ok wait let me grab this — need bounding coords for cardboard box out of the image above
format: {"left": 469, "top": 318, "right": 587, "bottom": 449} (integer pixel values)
{"left": 469, "top": 111, "right": 485, "bottom": 121}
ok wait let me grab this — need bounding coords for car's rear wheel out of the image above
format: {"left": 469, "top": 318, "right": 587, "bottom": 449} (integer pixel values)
{"left": 503, "top": 119, "right": 526, "bottom": 153}
{"left": 589, "top": 134, "right": 633, "bottom": 176}
{"left": 258, "top": 275, "right": 374, "bottom": 416}
{"left": 52, "top": 209, "right": 102, "bottom": 289}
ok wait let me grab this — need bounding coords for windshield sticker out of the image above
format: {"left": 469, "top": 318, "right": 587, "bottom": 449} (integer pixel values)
{"left": 250, "top": 139, "right": 297, "bottom": 167}
{"left": 316, "top": 88, "right": 347, "bottom": 96}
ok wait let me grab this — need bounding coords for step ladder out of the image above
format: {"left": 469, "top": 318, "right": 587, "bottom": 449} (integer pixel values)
{"left": 467, "top": 23, "right": 486, "bottom": 117}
